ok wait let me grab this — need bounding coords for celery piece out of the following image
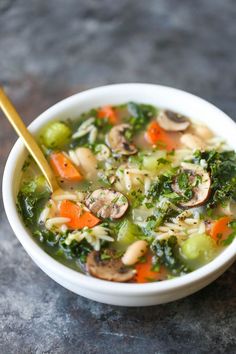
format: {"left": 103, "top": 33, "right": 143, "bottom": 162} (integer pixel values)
{"left": 143, "top": 155, "right": 159, "bottom": 171}
{"left": 142, "top": 152, "right": 168, "bottom": 172}
{"left": 181, "top": 234, "right": 216, "bottom": 261}
{"left": 116, "top": 220, "right": 140, "bottom": 250}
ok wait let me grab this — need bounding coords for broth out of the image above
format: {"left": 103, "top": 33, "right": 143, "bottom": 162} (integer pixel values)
{"left": 17, "top": 103, "right": 236, "bottom": 283}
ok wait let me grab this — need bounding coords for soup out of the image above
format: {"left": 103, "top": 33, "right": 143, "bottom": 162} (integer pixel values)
{"left": 17, "top": 102, "right": 236, "bottom": 283}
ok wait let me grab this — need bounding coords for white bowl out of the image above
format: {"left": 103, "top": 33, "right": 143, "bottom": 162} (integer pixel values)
{"left": 3, "top": 84, "right": 236, "bottom": 306}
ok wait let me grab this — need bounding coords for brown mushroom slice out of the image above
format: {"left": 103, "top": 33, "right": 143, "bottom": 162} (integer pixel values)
{"left": 106, "top": 124, "right": 137, "bottom": 155}
{"left": 157, "top": 110, "right": 190, "bottom": 131}
{"left": 171, "top": 163, "right": 211, "bottom": 207}
{"left": 85, "top": 188, "right": 129, "bottom": 219}
{"left": 86, "top": 250, "right": 136, "bottom": 282}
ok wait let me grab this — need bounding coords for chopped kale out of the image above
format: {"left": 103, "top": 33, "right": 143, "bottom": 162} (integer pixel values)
{"left": 126, "top": 102, "right": 156, "bottom": 132}
{"left": 33, "top": 229, "right": 59, "bottom": 246}
{"left": 223, "top": 232, "right": 236, "bottom": 245}
{"left": 145, "top": 202, "right": 179, "bottom": 234}
{"left": 128, "top": 189, "right": 145, "bottom": 208}
{"left": 59, "top": 238, "right": 92, "bottom": 263}
{"left": 151, "top": 236, "right": 189, "bottom": 275}
{"left": 147, "top": 169, "right": 180, "bottom": 203}
{"left": 193, "top": 150, "right": 236, "bottom": 208}
{"left": 222, "top": 220, "right": 236, "bottom": 245}
{"left": 22, "top": 158, "right": 31, "bottom": 172}
{"left": 177, "top": 172, "right": 189, "bottom": 190}
{"left": 17, "top": 177, "right": 50, "bottom": 228}
{"left": 68, "top": 108, "right": 113, "bottom": 149}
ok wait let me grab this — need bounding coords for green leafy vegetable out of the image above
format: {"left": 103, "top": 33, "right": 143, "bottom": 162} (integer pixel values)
{"left": 193, "top": 150, "right": 236, "bottom": 208}
{"left": 145, "top": 202, "right": 179, "bottom": 233}
{"left": 147, "top": 169, "right": 180, "bottom": 203}
{"left": 222, "top": 220, "right": 236, "bottom": 245}
{"left": 151, "top": 236, "right": 189, "bottom": 275}
{"left": 17, "top": 176, "right": 50, "bottom": 227}
{"left": 126, "top": 102, "right": 156, "bottom": 132}
{"left": 33, "top": 229, "right": 59, "bottom": 246}
{"left": 59, "top": 238, "right": 92, "bottom": 263}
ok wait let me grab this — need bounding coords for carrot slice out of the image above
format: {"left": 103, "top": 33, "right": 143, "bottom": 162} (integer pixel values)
{"left": 134, "top": 254, "right": 167, "bottom": 283}
{"left": 50, "top": 152, "right": 83, "bottom": 182}
{"left": 59, "top": 200, "right": 100, "bottom": 229}
{"left": 210, "top": 216, "right": 232, "bottom": 242}
{"left": 98, "top": 106, "right": 118, "bottom": 125}
{"left": 146, "top": 121, "right": 176, "bottom": 151}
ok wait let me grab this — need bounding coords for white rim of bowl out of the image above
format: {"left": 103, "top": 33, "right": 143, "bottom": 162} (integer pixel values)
{"left": 3, "top": 83, "right": 236, "bottom": 296}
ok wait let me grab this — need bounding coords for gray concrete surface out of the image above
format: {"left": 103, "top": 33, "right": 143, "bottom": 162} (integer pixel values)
{"left": 0, "top": 0, "right": 235, "bottom": 353}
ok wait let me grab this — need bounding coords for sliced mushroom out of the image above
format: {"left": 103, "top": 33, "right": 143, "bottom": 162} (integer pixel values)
{"left": 157, "top": 110, "right": 190, "bottom": 131}
{"left": 86, "top": 250, "right": 136, "bottom": 282}
{"left": 85, "top": 188, "right": 129, "bottom": 219}
{"left": 171, "top": 163, "right": 211, "bottom": 207}
{"left": 106, "top": 124, "right": 137, "bottom": 155}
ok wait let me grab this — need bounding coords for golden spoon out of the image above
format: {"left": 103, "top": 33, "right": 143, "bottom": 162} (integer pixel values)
{"left": 0, "top": 86, "right": 59, "bottom": 192}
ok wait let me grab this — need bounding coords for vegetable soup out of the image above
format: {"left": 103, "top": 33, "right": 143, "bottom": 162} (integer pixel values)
{"left": 17, "top": 103, "right": 236, "bottom": 282}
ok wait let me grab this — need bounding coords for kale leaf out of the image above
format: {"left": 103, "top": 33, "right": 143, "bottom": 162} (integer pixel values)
{"left": 17, "top": 177, "right": 50, "bottom": 228}
{"left": 193, "top": 150, "right": 236, "bottom": 208}
{"left": 33, "top": 229, "right": 58, "bottom": 246}
{"left": 151, "top": 236, "right": 189, "bottom": 276}
{"left": 59, "top": 238, "right": 92, "bottom": 263}
{"left": 145, "top": 202, "right": 179, "bottom": 233}
{"left": 127, "top": 102, "right": 157, "bottom": 132}
{"left": 147, "top": 170, "right": 180, "bottom": 203}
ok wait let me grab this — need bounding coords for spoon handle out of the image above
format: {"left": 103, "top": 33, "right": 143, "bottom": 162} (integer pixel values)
{"left": 0, "top": 87, "right": 59, "bottom": 192}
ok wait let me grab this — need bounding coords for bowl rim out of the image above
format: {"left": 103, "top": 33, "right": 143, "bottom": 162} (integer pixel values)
{"left": 3, "top": 83, "right": 236, "bottom": 296}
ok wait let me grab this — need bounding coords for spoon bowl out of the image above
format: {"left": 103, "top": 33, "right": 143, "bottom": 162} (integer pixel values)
{"left": 0, "top": 87, "right": 59, "bottom": 191}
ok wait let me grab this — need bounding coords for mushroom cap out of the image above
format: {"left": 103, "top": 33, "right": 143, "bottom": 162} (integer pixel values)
{"left": 86, "top": 250, "right": 136, "bottom": 282}
{"left": 106, "top": 124, "right": 137, "bottom": 155}
{"left": 157, "top": 110, "right": 190, "bottom": 131}
{"left": 85, "top": 188, "right": 129, "bottom": 219}
{"left": 172, "top": 163, "right": 211, "bottom": 207}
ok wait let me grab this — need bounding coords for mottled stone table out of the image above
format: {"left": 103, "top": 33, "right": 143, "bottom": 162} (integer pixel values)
{"left": 0, "top": 1, "right": 235, "bottom": 353}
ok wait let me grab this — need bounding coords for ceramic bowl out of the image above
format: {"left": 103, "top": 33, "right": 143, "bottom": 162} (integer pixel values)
{"left": 3, "top": 84, "right": 236, "bottom": 306}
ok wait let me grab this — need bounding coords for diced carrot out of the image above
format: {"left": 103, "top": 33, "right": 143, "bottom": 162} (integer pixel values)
{"left": 210, "top": 216, "right": 232, "bottom": 242}
{"left": 59, "top": 200, "right": 100, "bottom": 229}
{"left": 134, "top": 253, "right": 167, "bottom": 283}
{"left": 50, "top": 152, "right": 83, "bottom": 182}
{"left": 98, "top": 105, "right": 118, "bottom": 125}
{"left": 146, "top": 121, "right": 176, "bottom": 151}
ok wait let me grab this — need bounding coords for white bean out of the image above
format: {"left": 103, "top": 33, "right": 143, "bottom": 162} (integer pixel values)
{"left": 75, "top": 147, "right": 97, "bottom": 179}
{"left": 193, "top": 125, "right": 213, "bottom": 140}
{"left": 180, "top": 133, "right": 206, "bottom": 150}
{"left": 122, "top": 240, "right": 148, "bottom": 266}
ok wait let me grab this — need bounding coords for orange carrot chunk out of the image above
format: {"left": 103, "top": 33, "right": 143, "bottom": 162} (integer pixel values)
{"left": 59, "top": 200, "right": 100, "bottom": 229}
{"left": 50, "top": 152, "right": 83, "bottom": 182}
{"left": 210, "top": 216, "right": 232, "bottom": 242}
{"left": 135, "top": 254, "right": 167, "bottom": 283}
{"left": 98, "top": 106, "right": 118, "bottom": 125}
{"left": 146, "top": 121, "right": 176, "bottom": 151}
